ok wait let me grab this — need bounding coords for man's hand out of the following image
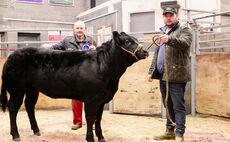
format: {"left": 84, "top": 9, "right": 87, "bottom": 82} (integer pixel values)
{"left": 148, "top": 74, "right": 153, "bottom": 82}
{"left": 159, "top": 35, "right": 170, "bottom": 44}
{"left": 89, "top": 45, "right": 96, "bottom": 50}
{"left": 41, "top": 43, "right": 52, "bottom": 49}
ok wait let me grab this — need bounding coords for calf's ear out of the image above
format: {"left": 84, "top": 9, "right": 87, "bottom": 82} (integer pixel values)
{"left": 113, "top": 31, "right": 120, "bottom": 38}
{"left": 113, "top": 31, "right": 121, "bottom": 45}
{"left": 120, "top": 32, "right": 126, "bottom": 35}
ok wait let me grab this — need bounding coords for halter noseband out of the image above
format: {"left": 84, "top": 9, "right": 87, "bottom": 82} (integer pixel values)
{"left": 119, "top": 43, "right": 143, "bottom": 61}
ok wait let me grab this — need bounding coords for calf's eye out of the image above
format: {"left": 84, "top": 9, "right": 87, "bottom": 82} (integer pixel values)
{"left": 125, "top": 40, "right": 131, "bottom": 46}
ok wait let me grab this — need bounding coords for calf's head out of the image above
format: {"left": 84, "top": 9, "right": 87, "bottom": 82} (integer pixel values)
{"left": 113, "top": 31, "right": 149, "bottom": 61}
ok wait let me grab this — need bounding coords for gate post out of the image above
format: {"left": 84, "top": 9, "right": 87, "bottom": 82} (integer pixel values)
{"left": 191, "top": 28, "right": 197, "bottom": 116}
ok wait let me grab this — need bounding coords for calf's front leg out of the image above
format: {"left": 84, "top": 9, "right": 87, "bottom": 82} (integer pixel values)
{"left": 85, "top": 103, "right": 97, "bottom": 142}
{"left": 95, "top": 104, "right": 106, "bottom": 142}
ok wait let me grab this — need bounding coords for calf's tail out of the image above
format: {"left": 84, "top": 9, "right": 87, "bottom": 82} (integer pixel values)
{"left": 1, "top": 65, "right": 8, "bottom": 112}
{"left": 1, "top": 81, "right": 7, "bottom": 112}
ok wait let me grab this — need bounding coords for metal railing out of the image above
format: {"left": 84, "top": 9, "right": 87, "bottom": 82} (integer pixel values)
{"left": 190, "top": 10, "right": 230, "bottom": 116}
{"left": 181, "top": 8, "right": 220, "bottom": 26}
{"left": 0, "top": 29, "right": 159, "bottom": 58}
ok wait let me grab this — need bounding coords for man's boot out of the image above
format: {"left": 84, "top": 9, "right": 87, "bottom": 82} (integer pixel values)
{"left": 175, "top": 135, "right": 184, "bottom": 142}
{"left": 154, "top": 128, "right": 175, "bottom": 140}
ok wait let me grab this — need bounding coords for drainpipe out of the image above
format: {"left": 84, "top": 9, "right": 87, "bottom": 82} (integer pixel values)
{"left": 90, "top": 0, "right": 96, "bottom": 8}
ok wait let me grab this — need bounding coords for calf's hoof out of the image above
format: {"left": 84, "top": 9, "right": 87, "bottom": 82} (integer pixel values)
{"left": 13, "top": 137, "right": 21, "bottom": 141}
{"left": 34, "top": 131, "right": 41, "bottom": 136}
{"left": 98, "top": 138, "right": 106, "bottom": 142}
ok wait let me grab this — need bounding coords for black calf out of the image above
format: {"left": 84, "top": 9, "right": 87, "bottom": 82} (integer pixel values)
{"left": 1, "top": 31, "right": 148, "bottom": 142}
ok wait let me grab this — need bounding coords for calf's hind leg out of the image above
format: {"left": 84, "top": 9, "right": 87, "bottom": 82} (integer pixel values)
{"left": 85, "top": 103, "right": 97, "bottom": 142}
{"left": 95, "top": 104, "right": 106, "bottom": 142}
{"left": 25, "top": 89, "right": 40, "bottom": 136}
{"left": 8, "top": 92, "right": 24, "bottom": 141}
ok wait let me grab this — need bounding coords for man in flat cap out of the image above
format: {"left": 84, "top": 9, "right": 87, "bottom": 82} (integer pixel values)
{"left": 148, "top": 7, "right": 192, "bottom": 142}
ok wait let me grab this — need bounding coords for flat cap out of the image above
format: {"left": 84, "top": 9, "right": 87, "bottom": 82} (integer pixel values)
{"left": 163, "top": 7, "right": 177, "bottom": 15}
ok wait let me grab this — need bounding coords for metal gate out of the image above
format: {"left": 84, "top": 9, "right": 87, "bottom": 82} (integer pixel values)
{"left": 190, "top": 11, "right": 230, "bottom": 117}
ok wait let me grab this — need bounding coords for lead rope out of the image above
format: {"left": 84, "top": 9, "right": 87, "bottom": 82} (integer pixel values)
{"left": 153, "top": 35, "right": 176, "bottom": 127}
{"left": 164, "top": 44, "right": 176, "bottom": 127}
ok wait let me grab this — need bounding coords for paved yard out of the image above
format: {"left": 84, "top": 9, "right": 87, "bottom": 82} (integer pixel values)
{"left": 0, "top": 110, "right": 230, "bottom": 142}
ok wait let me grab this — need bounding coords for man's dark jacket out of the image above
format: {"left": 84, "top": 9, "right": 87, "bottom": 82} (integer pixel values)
{"left": 149, "top": 22, "right": 192, "bottom": 83}
{"left": 51, "top": 35, "right": 96, "bottom": 51}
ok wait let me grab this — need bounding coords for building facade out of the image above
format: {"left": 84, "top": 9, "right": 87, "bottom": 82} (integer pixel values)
{"left": 76, "top": 0, "right": 229, "bottom": 50}
{"left": 1, "top": 0, "right": 229, "bottom": 52}
{"left": 0, "top": 0, "right": 89, "bottom": 56}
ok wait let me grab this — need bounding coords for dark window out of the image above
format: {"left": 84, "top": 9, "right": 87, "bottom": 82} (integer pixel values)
{"left": 49, "top": 0, "right": 74, "bottom": 6}
{"left": 0, "top": 32, "right": 8, "bottom": 57}
{"left": 18, "top": 33, "right": 40, "bottom": 48}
